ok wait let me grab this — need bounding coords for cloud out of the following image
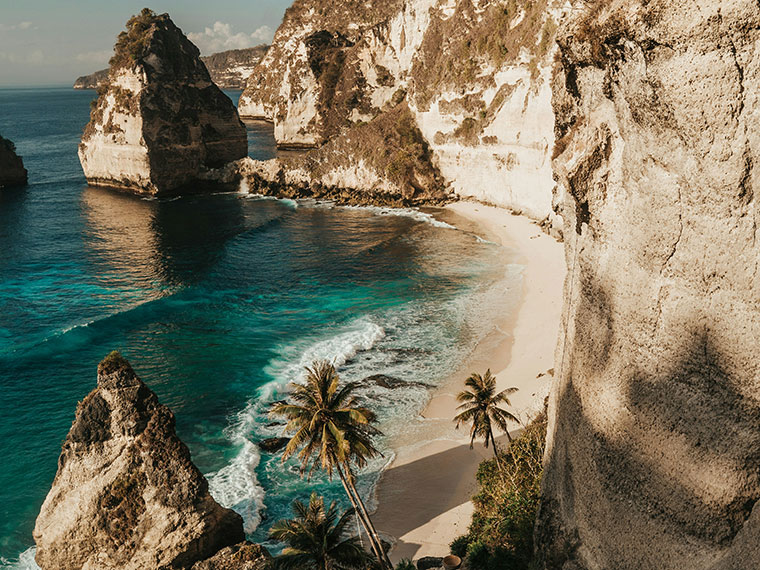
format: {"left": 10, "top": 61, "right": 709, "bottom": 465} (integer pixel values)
{"left": 76, "top": 50, "right": 113, "bottom": 65}
{"left": 0, "top": 49, "right": 45, "bottom": 65}
{"left": 188, "top": 22, "right": 273, "bottom": 55}
{"left": 0, "top": 21, "right": 35, "bottom": 32}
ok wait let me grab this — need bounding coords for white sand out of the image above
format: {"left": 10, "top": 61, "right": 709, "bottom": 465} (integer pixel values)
{"left": 372, "top": 201, "right": 566, "bottom": 562}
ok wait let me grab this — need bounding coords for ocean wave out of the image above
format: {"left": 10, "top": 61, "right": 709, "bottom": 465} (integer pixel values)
{"left": 339, "top": 205, "right": 456, "bottom": 229}
{"left": 261, "top": 317, "right": 386, "bottom": 397}
{"left": 207, "top": 402, "right": 267, "bottom": 534}
{"left": 0, "top": 547, "right": 39, "bottom": 570}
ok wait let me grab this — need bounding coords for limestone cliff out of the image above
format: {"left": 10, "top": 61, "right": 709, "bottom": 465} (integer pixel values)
{"left": 537, "top": 1, "right": 760, "bottom": 568}
{"left": 33, "top": 352, "right": 245, "bottom": 569}
{"left": 0, "top": 134, "right": 28, "bottom": 188}
{"left": 75, "top": 46, "right": 268, "bottom": 91}
{"left": 79, "top": 10, "right": 247, "bottom": 196}
{"left": 201, "top": 46, "right": 269, "bottom": 89}
{"left": 238, "top": 0, "right": 567, "bottom": 222}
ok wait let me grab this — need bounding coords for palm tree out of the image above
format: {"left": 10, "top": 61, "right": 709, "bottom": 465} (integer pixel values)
{"left": 271, "top": 361, "right": 392, "bottom": 570}
{"left": 453, "top": 369, "right": 519, "bottom": 469}
{"left": 269, "top": 492, "right": 375, "bottom": 570}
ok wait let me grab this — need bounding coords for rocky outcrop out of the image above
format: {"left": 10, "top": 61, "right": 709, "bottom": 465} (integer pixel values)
{"left": 201, "top": 46, "right": 268, "bottom": 89}
{"left": 537, "top": 1, "right": 760, "bottom": 569}
{"left": 210, "top": 101, "right": 449, "bottom": 205}
{"left": 238, "top": 0, "right": 568, "bottom": 224}
{"left": 75, "top": 46, "right": 268, "bottom": 91}
{"left": 74, "top": 69, "right": 109, "bottom": 89}
{"left": 0, "top": 134, "right": 28, "bottom": 188}
{"left": 33, "top": 352, "right": 245, "bottom": 569}
{"left": 79, "top": 9, "right": 247, "bottom": 196}
{"left": 190, "top": 542, "right": 270, "bottom": 570}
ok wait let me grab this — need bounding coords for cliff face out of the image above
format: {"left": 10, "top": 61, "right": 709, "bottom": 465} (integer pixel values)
{"left": 33, "top": 352, "right": 244, "bottom": 569}
{"left": 75, "top": 46, "right": 268, "bottom": 90}
{"left": 538, "top": 1, "right": 760, "bottom": 568}
{"left": 79, "top": 10, "right": 247, "bottom": 196}
{"left": 238, "top": 0, "right": 566, "bottom": 221}
{"left": 201, "top": 46, "right": 268, "bottom": 89}
{"left": 0, "top": 135, "right": 28, "bottom": 188}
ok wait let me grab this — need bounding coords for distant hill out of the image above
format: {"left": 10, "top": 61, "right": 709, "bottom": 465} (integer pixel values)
{"left": 73, "top": 45, "right": 269, "bottom": 90}
{"left": 73, "top": 68, "right": 109, "bottom": 90}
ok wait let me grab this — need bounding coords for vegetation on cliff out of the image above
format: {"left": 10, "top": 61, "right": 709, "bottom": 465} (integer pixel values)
{"left": 451, "top": 412, "right": 547, "bottom": 570}
{"left": 412, "top": 0, "right": 556, "bottom": 108}
{"left": 110, "top": 8, "right": 165, "bottom": 68}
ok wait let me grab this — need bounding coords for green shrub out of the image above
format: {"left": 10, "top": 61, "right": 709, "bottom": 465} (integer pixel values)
{"left": 462, "top": 411, "right": 548, "bottom": 570}
{"left": 450, "top": 534, "right": 471, "bottom": 558}
{"left": 394, "top": 560, "right": 415, "bottom": 570}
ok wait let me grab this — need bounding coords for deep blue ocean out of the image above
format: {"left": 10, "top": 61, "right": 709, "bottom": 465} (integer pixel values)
{"left": 0, "top": 88, "right": 517, "bottom": 568}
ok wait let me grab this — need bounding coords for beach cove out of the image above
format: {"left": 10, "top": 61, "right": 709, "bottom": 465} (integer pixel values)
{"left": 374, "top": 201, "right": 566, "bottom": 562}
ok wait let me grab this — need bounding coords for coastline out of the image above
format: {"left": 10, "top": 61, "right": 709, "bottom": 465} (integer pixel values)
{"left": 372, "top": 201, "right": 566, "bottom": 562}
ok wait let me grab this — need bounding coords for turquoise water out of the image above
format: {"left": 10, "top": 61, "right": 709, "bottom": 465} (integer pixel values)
{"left": 0, "top": 88, "right": 517, "bottom": 567}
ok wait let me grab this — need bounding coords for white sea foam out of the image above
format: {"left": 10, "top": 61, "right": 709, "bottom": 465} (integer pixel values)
{"left": 261, "top": 317, "right": 386, "bottom": 397}
{"left": 339, "top": 205, "right": 456, "bottom": 229}
{"left": 207, "top": 404, "right": 267, "bottom": 534}
{"left": 0, "top": 547, "right": 39, "bottom": 570}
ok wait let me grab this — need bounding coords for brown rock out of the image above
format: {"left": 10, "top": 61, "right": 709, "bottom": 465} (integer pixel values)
{"left": 538, "top": 1, "right": 760, "bottom": 569}
{"left": 191, "top": 542, "right": 271, "bottom": 570}
{"left": 33, "top": 351, "right": 244, "bottom": 569}
{"left": 79, "top": 9, "right": 246, "bottom": 196}
{"left": 0, "top": 134, "right": 27, "bottom": 188}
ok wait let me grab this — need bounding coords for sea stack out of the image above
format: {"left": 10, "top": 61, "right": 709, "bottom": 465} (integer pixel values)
{"left": 78, "top": 9, "right": 247, "bottom": 196}
{"left": 537, "top": 1, "right": 760, "bottom": 568}
{"left": 0, "top": 134, "right": 28, "bottom": 188}
{"left": 33, "top": 352, "right": 245, "bottom": 569}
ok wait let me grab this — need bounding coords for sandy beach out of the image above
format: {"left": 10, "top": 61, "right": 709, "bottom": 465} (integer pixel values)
{"left": 373, "top": 201, "right": 566, "bottom": 562}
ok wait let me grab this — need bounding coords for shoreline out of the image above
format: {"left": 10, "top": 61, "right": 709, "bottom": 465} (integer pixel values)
{"left": 372, "top": 201, "right": 566, "bottom": 562}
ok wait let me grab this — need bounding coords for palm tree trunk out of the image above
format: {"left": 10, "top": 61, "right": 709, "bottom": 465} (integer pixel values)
{"left": 335, "top": 464, "right": 389, "bottom": 569}
{"left": 489, "top": 427, "right": 504, "bottom": 470}
{"left": 344, "top": 471, "right": 393, "bottom": 570}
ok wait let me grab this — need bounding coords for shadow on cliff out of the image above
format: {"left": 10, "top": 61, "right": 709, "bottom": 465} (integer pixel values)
{"left": 536, "top": 297, "right": 760, "bottom": 568}
{"left": 81, "top": 186, "right": 247, "bottom": 286}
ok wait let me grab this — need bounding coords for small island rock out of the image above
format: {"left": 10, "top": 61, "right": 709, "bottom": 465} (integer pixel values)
{"left": 33, "top": 351, "right": 245, "bottom": 569}
{"left": 78, "top": 9, "right": 247, "bottom": 196}
{"left": 0, "top": 134, "right": 28, "bottom": 188}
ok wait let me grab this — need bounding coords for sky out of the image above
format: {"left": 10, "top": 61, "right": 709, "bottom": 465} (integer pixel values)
{"left": 0, "top": 1, "right": 293, "bottom": 87}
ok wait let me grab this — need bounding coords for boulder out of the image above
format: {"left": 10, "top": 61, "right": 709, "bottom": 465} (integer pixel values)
{"left": 78, "top": 9, "right": 246, "bottom": 196}
{"left": 0, "top": 134, "right": 27, "bottom": 188}
{"left": 33, "top": 351, "right": 245, "bottom": 569}
{"left": 538, "top": 1, "right": 760, "bottom": 568}
{"left": 257, "top": 437, "right": 289, "bottom": 454}
{"left": 417, "top": 556, "right": 443, "bottom": 570}
{"left": 190, "top": 542, "right": 271, "bottom": 570}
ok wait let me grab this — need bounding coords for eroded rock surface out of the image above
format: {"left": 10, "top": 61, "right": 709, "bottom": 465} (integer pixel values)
{"left": 237, "top": 0, "right": 568, "bottom": 222}
{"left": 190, "top": 542, "right": 271, "bottom": 570}
{"left": 79, "top": 10, "right": 246, "bottom": 196}
{"left": 538, "top": 1, "right": 760, "bottom": 568}
{"left": 33, "top": 352, "right": 244, "bottom": 569}
{"left": 0, "top": 135, "right": 28, "bottom": 188}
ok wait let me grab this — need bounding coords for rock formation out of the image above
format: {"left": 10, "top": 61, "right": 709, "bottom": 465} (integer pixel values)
{"left": 75, "top": 46, "right": 268, "bottom": 90}
{"left": 236, "top": 0, "right": 568, "bottom": 223}
{"left": 201, "top": 46, "right": 268, "bottom": 89}
{"left": 537, "top": 1, "right": 760, "bottom": 568}
{"left": 0, "top": 134, "right": 28, "bottom": 188}
{"left": 190, "top": 542, "right": 270, "bottom": 570}
{"left": 33, "top": 351, "right": 245, "bottom": 569}
{"left": 79, "top": 9, "right": 247, "bottom": 196}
